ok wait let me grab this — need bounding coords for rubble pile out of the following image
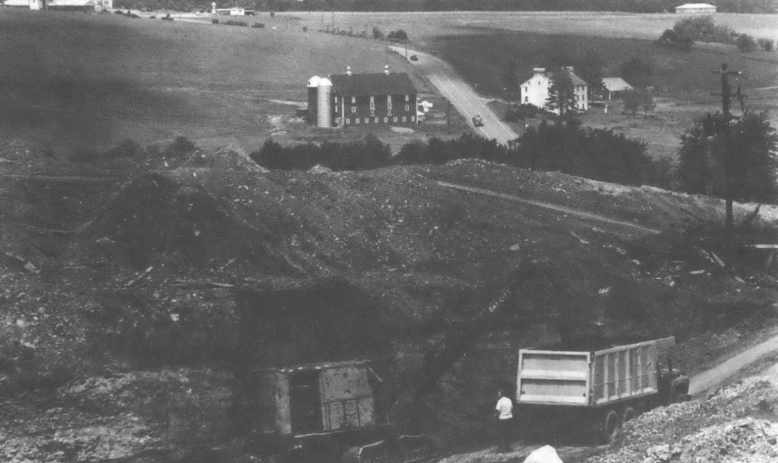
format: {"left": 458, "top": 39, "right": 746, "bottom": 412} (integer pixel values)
{"left": 586, "top": 378, "right": 778, "bottom": 463}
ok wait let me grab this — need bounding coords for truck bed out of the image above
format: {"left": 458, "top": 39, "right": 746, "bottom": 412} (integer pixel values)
{"left": 517, "top": 338, "right": 670, "bottom": 407}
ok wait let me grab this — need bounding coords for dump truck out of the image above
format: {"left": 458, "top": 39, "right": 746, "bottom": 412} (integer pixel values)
{"left": 516, "top": 337, "right": 690, "bottom": 443}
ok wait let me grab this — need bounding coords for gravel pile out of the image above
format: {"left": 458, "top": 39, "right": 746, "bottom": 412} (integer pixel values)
{"left": 586, "top": 378, "right": 778, "bottom": 463}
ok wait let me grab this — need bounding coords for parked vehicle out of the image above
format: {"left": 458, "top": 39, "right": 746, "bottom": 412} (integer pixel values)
{"left": 516, "top": 337, "right": 690, "bottom": 443}
{"left": 472, "top": 114, "right": 484, "bottom": 127}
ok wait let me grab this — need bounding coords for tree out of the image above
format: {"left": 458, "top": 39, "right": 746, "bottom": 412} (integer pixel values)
{"left": 545, "top": 68, "right": 577, "bottom": 117}
{"left": 619, "top": 57, "right": 653, "bottom": 88}
{"left": 574, "top": 50, "right": 607, "bottom": 100}
{"left": 503, "top": 59, "right": 519, "bottom": 106}
{"left": 736, "top": 33, "right": 758, "bottom": 52}
{"left": 677, "top": 111, "right": 778, "bottom": 202}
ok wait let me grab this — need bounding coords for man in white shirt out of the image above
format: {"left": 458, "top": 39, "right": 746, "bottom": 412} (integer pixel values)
{"left": 494, "top": 389, "right": 514, "bottom": 452}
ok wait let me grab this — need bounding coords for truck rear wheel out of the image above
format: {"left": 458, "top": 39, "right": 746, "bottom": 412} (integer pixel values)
{"left": 601, "top": 409, "right": 621, "bottom": 443}
{"left": 622, "top": 406, "right": 636, "bottom": 424}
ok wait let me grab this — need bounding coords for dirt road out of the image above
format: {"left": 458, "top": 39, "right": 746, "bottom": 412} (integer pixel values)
{"left": 689, "top": 331, "right": 778, "bottom": 396}
{"left": 390, "top": 46, "right": 518, "bottom": 145}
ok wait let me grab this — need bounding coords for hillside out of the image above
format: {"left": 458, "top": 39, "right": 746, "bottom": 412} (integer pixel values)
{"left": 3, "top": 137, "right": 778, "bottom": 460}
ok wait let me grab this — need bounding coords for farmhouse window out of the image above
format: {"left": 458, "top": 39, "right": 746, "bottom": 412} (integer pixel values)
{"left": 346, "top": 118, "right": 350, "bottom": 124}
{"left": 402, "top": 116, "right": 406, "bottom": 122}
{"left": 405, "top": 105, "right": 409, "bottom": 112}
{"left": 524, "top": 96, "right": 528, "bottom": 103}
{"left": 384, "top": 117, "right": 388, "bottom": 123}
{"left": 365, "top": 118, "right": 369, "bottom": 124}
{"left": 356, "top": 118, "right": 360, "bottom": 124}
{"left": 374, "top": 117, "right": 379, "bottom": 123}
{"left": 411, "top": 116, "right": 415, "bottom": 122}
{"left": 351, "top": 107, "right": 356, "bottom": 113}
{"left": 393, "top": 117, "right": 398, "bottom": 123}
{"left": 387, "top": 95, "right": 392, "bottom": 109}
{"left": 351, "top": 96, "right": 356, "bottom": 104}
{"left": 369, "top": 96, "right": 375, "bottom": 111}
{"left": 405, "top": 95, "right": 409, "bottom": 102}
{"left": 335, "top": 96, "right": 338, "bottom": 103}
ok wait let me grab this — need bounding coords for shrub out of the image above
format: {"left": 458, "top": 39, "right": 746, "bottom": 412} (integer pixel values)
{"left": 672, "top": 15, "right": 734, "bottom": 44}
{"left": 225, "top": 20, "right": 247, "bottom": 27}
{"left": 757, "top": 38, "right": 774, "bottom": 52}
{"left": 736, "top": 33, "right": 758, "bottom": 52}
{"left": 387, "top": 29, "right": 408, "bottom": 42}
{"left": 161, "top": 14, "right": 173, "bottom": 21}
{"left": 150, "top": 15, "right": 156, "bottom": 19}
{"left": 505, "top": 104, "right": 539, "bottom": 122}
{"left": 212, "top": 18, "right": 219, "bottom": 24}
{"left": 372, "top": 26, "right": 384, "bottom": 39}
{"left": 252, "top": 22, "right": 264, "bottom": 28}
{"left": 165, "top": 136, "right": 197, "bottom": 157}
{"left": 655, "top": 29, "right": 694, "bottom": 50}
{"left": 269, "top": 11, "right": 275, "bottom": 17}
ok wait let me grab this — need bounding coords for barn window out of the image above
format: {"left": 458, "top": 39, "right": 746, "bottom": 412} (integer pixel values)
{"left": 365, "top": 118, "right": 369, "bottom": 124}
{"left": 405, "top": 105, "right": 409, "bottom": 112}
{"left": 402, "top": 116, "right": 406, "bottom": 122}
{"left": 374, "top": 117, "right": 378, "bottom": 123}
{"left": 393, "top": 117, "right": 397, "bottom": 123}
{"left": 411, "top": 116, "right": 415, "bottom": 122}
{"left": 383, "top": 117, "right": 388, "bottom": 123}
{"left": 405, "top": 95, "right": 409, "bottom": 102}
{"left": 351, "top": 107, "right": 356, "bottom": 113}
{"left": 351, "top": 96, "right": 356, "bottom": 104}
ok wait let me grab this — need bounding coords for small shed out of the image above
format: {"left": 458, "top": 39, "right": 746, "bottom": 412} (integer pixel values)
{"left": 675, "top": 3, "right": 716, "bottom": 14}
{"left": 602, "top": 77, "right": 633, "bottom": 100}
{"left": 256, "top": 360, "right": 378, "bottom": 436}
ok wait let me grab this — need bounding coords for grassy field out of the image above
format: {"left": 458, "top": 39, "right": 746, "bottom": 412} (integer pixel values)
{"left": 1, "top": 9, "right": 775, "bottom": 156}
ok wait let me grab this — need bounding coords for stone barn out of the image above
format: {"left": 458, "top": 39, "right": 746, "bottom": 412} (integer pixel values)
{"left": 307, "top": 66, "right": 418, "bottom": 128}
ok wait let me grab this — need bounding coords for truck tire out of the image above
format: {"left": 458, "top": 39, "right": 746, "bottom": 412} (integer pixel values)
{"left": 621, "top": 406, "right": 636, "bottom": 424}
{"left": 601, "top": 409, "right": 621, "bottom": 443}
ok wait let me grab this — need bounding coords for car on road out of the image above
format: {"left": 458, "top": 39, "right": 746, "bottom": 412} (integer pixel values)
{"left": 472, "top": 114, "right": 484, "bottom": 127}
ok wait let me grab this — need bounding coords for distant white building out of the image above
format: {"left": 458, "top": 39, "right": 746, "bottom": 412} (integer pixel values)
{"left": 602, "top": 77, "right": 633, "bottom": 100}
{"left": 520, "top": 67, "right": 588, "bottom": 114}
{"left": 675, "top": 3, "right": 716, "bottom": 14}
{"left": 2, "top": 0, "right": 111, "bottom": 10}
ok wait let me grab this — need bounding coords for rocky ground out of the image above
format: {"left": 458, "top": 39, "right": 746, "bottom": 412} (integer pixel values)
{"left": 3, "top": 137, "right": 778, "bottom": 461}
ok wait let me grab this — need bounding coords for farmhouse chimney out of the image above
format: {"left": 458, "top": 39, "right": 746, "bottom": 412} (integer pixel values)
{"left": 347, "top": 66, "right": 352, "bottom": 77}
{"left": 384, "top": 65, "right": 390, "bottom": 75}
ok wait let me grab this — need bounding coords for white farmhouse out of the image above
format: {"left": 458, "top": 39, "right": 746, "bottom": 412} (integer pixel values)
{"left": 675, "top": 3, "right": 717, "bottom": 14}
{"left": 520, "top": 67, "right": 589, "bottom": 114}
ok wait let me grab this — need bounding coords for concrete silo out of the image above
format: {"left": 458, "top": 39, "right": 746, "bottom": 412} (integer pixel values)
{"left": 306, "top": 76, "right": 320, "bottom": 124}
{"left": 316, "top": 77, "right": 332, "bottom": 128}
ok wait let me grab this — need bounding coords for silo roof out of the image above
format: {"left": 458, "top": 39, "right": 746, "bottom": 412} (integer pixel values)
{"left": 329, "top": 72, "right": 417, "bottom": 97}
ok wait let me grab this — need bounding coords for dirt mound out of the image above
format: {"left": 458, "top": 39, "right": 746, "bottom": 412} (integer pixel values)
{"left": 586, "top": 377, "right": 778, "bottom": 463}
{"left": 84, "top": 172, "right": 281, "bottom": 271}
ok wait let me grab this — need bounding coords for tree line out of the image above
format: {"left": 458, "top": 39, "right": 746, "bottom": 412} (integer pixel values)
{"left": 250, "top": 110, "right": 777, "bottom": 205}
{"left": 250, "top": 122, "right": 670, "bottom": 188}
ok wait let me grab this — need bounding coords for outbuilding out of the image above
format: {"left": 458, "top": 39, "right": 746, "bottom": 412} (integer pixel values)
{"left": 307, "top": 66, "right": 418, "bottom": 128}
{"left": 602, "top": 77, "right": 633, "bottom": 100}
{"left": 675, "top": 3, "right": 717, "bottom": 14}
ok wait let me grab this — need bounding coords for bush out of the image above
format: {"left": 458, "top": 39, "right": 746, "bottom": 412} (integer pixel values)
{"left": 672, "top": 15, "right": 734, "bottom": 44}
{"left": 225, "top": 20, "right": 247, "bottom": 27}
{"left": 757, "top": 38, "right": 774, "bottom": 52}
{"left": 387, "top": 29, "right": 408, "bottom": 42}
{"left": 505, "top": 104, "right": 540, "bottom": 122}
{"left": 150, "top": 15, "right": 156, "bottom": 19}
{"left": 161, "top": 14, "right": 173, "bottom": 21}
{"left": 212, "top": 18, "right": 219, "bottom": 24}
{"left": 372, "top": 26, "right": 384, "bottom": 39}
{"left": 252, "top": 22, "right": 264, "bottom": 28}
{"left": 655, "top": 29, "right": 694, "bottom": 51}
{"left": 165, "top": 136, "right": 197, "bottom": 158}
{"left": 736, "top": 33, "right": 758, "bottom": 52}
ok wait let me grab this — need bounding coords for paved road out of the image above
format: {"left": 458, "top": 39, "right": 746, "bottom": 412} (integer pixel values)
{"left": 390, "top": 46, "right": 519, "bottom": 145}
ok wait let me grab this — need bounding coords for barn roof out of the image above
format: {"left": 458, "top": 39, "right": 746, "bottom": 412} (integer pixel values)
{"left": 329, "top": 72, "right": 417, "bottom": 97}
{"left": 602, "top": 77, "right": 633, "bottom": 92}
{"left": 3, "top": 0, "right": 31, "bottom": 6}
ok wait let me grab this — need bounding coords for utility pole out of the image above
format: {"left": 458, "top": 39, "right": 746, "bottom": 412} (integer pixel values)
{"left": 711, "top": 63, "right": 742, "bottom": 264}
